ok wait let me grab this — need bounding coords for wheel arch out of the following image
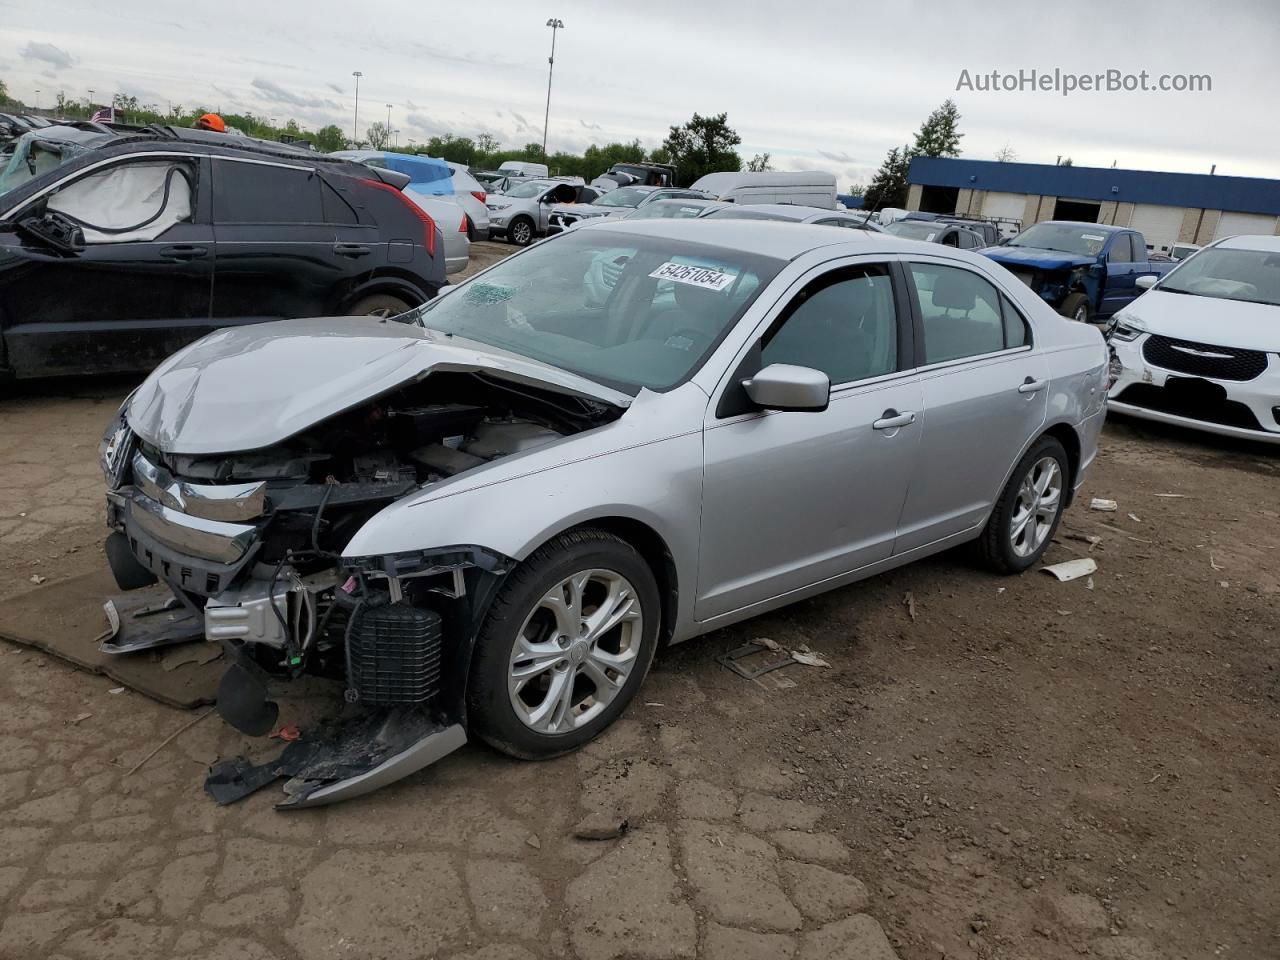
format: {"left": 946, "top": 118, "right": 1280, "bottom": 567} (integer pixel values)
{"left": 338, "top": 273, "right": 436, "bottom": 313}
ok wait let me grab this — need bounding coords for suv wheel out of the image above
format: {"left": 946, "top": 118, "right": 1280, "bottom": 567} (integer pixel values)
{"left": 347, "top": 293, "right": 412, "bottom": 318}
{"left": 467, "top": 529, "right": 660, "bottom": 760}
{"left": 509, "top": 217, "right": 535, "bottom": 247}
{"left": 1060, "top": 292, "right": 1091, "bottom": 323}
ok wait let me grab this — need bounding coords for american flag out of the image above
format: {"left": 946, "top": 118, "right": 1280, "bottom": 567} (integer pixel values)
{"left": 89, "top": 106, "right": 116, "bottom": 123}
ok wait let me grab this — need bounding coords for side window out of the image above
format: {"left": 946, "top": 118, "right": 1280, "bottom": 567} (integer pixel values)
{"left": 909, "top": 263, "right": 1005, "bottom": 364}
{"left": 761, "top": 264, "right": 899, "bottom": 384}
{"left": 44, "top": 160, "right": 194, "bottom": 243}
{"left": 213, "top": 160, "right": 323, "bottom": 224}
{"left": 1000, "top": 293, "right": 1031, "bottom": 349}
{"left": 1108, "top": 234, "right": 1134, "bottom": 263}
{"left": 941, "top": 230, "right": 960, "bottom": 247}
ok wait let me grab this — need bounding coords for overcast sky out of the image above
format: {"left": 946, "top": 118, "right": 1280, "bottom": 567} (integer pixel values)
{"left": 3, "top": 0, "right": 1277, "bottom": 187}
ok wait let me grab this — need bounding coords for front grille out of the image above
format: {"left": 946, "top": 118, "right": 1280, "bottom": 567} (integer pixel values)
{"left": 347, "top": 603, "right": 443, "bottom": 705}
{"left": 1116, "top": 384, "right": 1264, "bottom": 430}
{"left": 1142, "top": 335, "right": 1268, "bottom": 381}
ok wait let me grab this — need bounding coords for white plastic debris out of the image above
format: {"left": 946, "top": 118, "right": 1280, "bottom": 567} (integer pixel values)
{"left": 1090, "top": 498, "right": 1118, "bottom": 512}
{"left": 1041, "top": 558, "right": 1099, "bottom": 582}
{"left": 1152, "top": 493, "right": 1187, "bottom": 499}
{"left": 107, "top": 687, "right": 125, "bottom": 695}
{"left": 1127, "top": 513, "right": 1142, "bottom": 523}
{"left": 28, "top": 574, "right": 46, "bottom": 585}
{"left": 791, "top": 651, "right": 831, "bottom": 668}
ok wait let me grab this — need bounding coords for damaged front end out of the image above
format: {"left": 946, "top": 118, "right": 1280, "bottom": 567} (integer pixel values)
{"left": 99, "top": 368, "right": 619, "bottom": 807}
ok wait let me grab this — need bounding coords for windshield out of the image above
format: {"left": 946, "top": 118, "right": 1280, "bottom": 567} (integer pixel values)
{"left": 502, "top": 180, "right": 553, "bottom": 199}
{"left": 1158, "top": 247, "right": 1280, "bottom": 306}
{"left": 407, "top": 230, "right": 783, "bottom": 393}
{"left": 631, "top": 202, "right": 711, "bottom": 220}
{"left": 703, "top": 207, "right": 791, "bottom": 222}
{"left": 885, "top": 221, "right": 943, "bottom": 240}
{"left": 592, "top": 187, "right": 652, "bottom": 208}
{"left": 0, "top": 133, "right": 94, "bottom": 200}
{"left": 1008, "top": 223, "right": 1110, "bottom": 256}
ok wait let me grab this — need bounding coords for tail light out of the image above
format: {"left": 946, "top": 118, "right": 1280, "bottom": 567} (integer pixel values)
{"left": 459, "top": 215, "right": 470, "bottom": 235}
{"left": 470, "top": 190, "right": 486, "bottom": 203}
{"left": 359, "top": 178, "right": 437, "bottom": 258}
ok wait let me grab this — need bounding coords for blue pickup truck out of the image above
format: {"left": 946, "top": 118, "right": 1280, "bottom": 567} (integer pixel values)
{"left": 981, "top": 221, "right": 1176, "bottom": 324}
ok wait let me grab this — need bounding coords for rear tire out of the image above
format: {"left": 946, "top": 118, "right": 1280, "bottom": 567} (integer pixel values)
{"left": 467, "top": 529, "right": 660, "bottom": 760}
{"left": 1059, "top": 292, "right": 1091, "bottom": 324}
{"left": 978, "top": 436, "right": 1070, "bottom": 574}
{"left": 347, "top": 293, "right": 412, "bottom": 319}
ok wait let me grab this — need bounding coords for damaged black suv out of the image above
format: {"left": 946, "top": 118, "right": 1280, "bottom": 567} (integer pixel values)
{"left": 0, "top": 124, "right": 446, "bottom": 380}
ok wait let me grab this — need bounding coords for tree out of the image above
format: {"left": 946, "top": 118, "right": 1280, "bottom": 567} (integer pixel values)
{"left": 313, "top": 124, "right": 347, "bottom": 152}
{"left": 660, "top": 112, "right": 742, "bottom": 186}
{"left": 846, "top": 181, "right": 868, "bottom": 197}
{"left": 994, "top": 144, "right": 1017, "bottom": 163}
{"left": 366, "top": 121, "right": 391, "bottom": 150}
{"left": 523, "top": 142, "right": 546, "bottom": 160}
{"left": 862, "top": 145, "right": 910, "bottom": 211}
{"left": 1059, "top": 157, "right": 1074, "bottom": 167}
{"left": 746, "top": 152, "right": 773, "bottom": 172}
{"left": 581, "top": 139, "right": 646, "bottom": 179}
{"left": 423, "top": 134, "right": 478, "bottom": 166}
{"left": 911, "top": 98, "right": 963, "bottom": 158}
{"left": 476, "top": 133, "right": 500, "bottom": 154}
{"left": 0, "top": 79, "right": 9, "bottom": 106}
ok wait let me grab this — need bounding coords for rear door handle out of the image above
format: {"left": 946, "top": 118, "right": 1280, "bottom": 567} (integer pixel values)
{"left": 872, "top": 409, "right": 916, "bottom": 430}
{"left": 333, "top": 243, "right": 372, "bottom": 258}
{"left": 159, "top": 244, "right": 208, "bottom": 260}
{"left": 1018, "top": 378, "right": 1048, "bottom": 394}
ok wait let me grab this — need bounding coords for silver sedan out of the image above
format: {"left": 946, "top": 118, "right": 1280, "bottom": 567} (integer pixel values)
{"left": 103, "top": 219, "right": 1108, "bottom": 805}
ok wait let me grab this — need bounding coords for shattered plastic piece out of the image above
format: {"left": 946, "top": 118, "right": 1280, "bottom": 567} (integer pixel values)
{"left": 71, "top": 712, "right": 93, "bottom": 724}
{"left": 107, "top": 687, "right": 125, "bottom": 695}
{"left": 269, "top": 725, "right": 303, "bottom": 742}
{"left": 904, "top": 591, "right": 917, "bottom": 621}
{"left": 1152, "top": 493, "right": 1187, "bottom": 499}
{"left": 717, "top": 641, "right": 795, "bottom": 679}
{"left": 29, "top": 574, "right": 47, "bottom": 585}
{"left": 574, "top": 819, "right": 629, "bottom": 841}
{"left": 1090, "top": 498, "right": 1118, "bottom": 512}
{"left": 1210, "top": 554, "right": 1224, "bottom": 571}
{"left": 341, "top": 576, "right": 358, "bottom": 594}
{"left": 1086, "top": 577, "right": 1095, "bottom": 591}
{"left": 757, "top": 637, "right": 785, "bottom": 653}
{"left": 791, "top": 650, "right": 831, "bottom": 668}
{"left": 526, "top": 833, "right": 542, "bottom": 849}
{"left": 1041, "top": 558, "right": 1099, "bottom": 582}
{"left": 1128, "top": 513, "right": 1142, "bottom": 522}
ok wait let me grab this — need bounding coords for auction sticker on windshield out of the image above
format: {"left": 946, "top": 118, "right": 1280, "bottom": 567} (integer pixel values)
{"left": 649, "top": 262, "right": 735, "bottom": 291}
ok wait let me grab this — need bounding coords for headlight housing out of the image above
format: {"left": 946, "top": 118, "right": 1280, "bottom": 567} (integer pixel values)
{"left": 1110, "top": 318, "right": 1146, "bottom": 341}
{"left": 99, "top": 400, "right": 135, "bottom": 489}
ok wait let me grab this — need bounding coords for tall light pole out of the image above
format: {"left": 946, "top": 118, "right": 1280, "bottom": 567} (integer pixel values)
{"left": 351, "top": 71, "right": 362, "bottom": 145}
{"left": 542, "top": 18, "right": 564, "bottom": 157}
{"left": 393, "top": 129, "right": 400, "bottom": 148}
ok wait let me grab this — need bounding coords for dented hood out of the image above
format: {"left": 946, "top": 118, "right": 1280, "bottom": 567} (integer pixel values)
{"left": 982, "top": 246, "right": 1096, "bottom": 272}
{"left": 127, "top": 316, "right": 631, "bottom": 455}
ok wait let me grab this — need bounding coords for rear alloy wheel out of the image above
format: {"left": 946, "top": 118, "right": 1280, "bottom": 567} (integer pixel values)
{"left": 467, "top": 529, "right": 659, "bottom": 759}
{"left": 347, "top": 293, "right": 412, "bottom": 319}
{"left": 978, "top": 436, "right": 1069, "bottom": 573}
{"left": 508, "top": 217, "right": 535, "bottom": 247}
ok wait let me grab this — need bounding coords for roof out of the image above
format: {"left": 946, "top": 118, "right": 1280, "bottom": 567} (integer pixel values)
{"left": 1215, "top": 234, "right": 1280, "bottom": 251}
{"left": 908, "top": 156, "right": 1280, "bottom": 217}
{"left": 577, "top": 217, "right": 921, "bottom": 261}
{"left": 689, "top": 170, "right": 838, "bottom": 192}
{"left": 1029, "top": 219, "right": 1127, "bottom": 234}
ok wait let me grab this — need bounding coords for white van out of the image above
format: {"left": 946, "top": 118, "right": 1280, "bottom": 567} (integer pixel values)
{"left": 498, "top": 160, "right": 550, "bottom": 179}
{"left": 688, "top": 171, "right": 837, "bottom": 209}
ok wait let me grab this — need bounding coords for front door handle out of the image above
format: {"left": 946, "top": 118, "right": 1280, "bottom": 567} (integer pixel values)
{"left": 159, "top": 244, "right": 208, "bottom": 260}
{"left": 872, "top": 409, "right": 917, "bottom": 430}
{"left": 333, "top": 243, "right": 372, "bottom": 258}
{"left": 1018, "top": 377, "right": 1048, "bottom": 394}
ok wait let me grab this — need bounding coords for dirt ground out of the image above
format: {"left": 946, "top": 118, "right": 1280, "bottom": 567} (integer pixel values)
{"left": 0, "top": 245, "right": 1277, "bottom": 959}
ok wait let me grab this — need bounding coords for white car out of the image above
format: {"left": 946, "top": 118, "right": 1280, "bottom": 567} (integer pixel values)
{"left": 444, "top": 161, "right": 490, "bottom": 241}
{"left": 1107, "top": 235, "right": 1280, "bottom": 444}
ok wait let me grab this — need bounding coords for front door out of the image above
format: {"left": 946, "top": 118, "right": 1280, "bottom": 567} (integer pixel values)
{"left": 1100, "top": 232, "right": 1139, "bottom": 317}
{"left": 697, "top": 260, "right": 922, "bottom": 621}
{"left": 0, "top": 157, "right": 213, "bottom": 377}
{"left": 894, "top": 258, "right": 1049, "bottom": 552}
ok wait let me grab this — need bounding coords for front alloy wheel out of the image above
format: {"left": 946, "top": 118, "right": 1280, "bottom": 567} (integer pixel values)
{"left": 508, "top": 569, "right": 642, "bottom": 734}
{"left": 509, "top": 217, "right": 534, "bottom": 247}
{"left": 468, "top": 529, "right": 660, "bottom": 759}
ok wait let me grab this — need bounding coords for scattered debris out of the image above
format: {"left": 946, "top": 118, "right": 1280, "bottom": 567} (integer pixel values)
{"left": 1220, "top": 580, "right": 1230, "bottom": 589}
{"left": 525, "top": 834, "right": 542, "bottom": 850}
{"left": 70, "top": 712, "right": 93, "bottom": 725}
{"left": 107, "top": 687, "right": 125, "bottom": 695}
{"left": 758, "top": 637, "right": 785, "bottom": 653}
{"left": 1090, "top": 498, "right": 1118, "bottom": 512}
{"left": 718, "top": 641, "right": 795, "bottom": 680}
{"left": 1129, "top": 536, "right": 1154, "bottom": 544}
{"left": 644, "top": 702, "right": 664, "bottom": 707}
{"left": 1066, "top": 533, "right": 1103, "bottom": 550}
{"left": 791, "top": 650, "right": 831, "bottom": 668}
{"left": 28, "top": 574, "right": 47, "bottom": 585}
{"left": 574, "top": 818, "right": 629, "bottom": 841}
{"left": 1210, "top": 555, "right": 1224, "bottom": 571}
{"left": 997, "top": 587, "right": 1006, "bottom": 594}
{"left": 161, "top": 643, "right": 223, "bottom": 672}
{"left": 125, "top": 707, "right": 215, "bottom": 777}
{"left": 1152, "top": 493, "right": 1188, "bottom": 499}
{"left": 1086, "top": 577, "right": 1095, "bottom": 590}
{"left": 1042, "top": 558, "right": 1099, "bottom": 582}
{"left": 905, "top": 591, "right": 918, "bottom": 621}
{"left": 1128, "top": 513, "right": 1142, "bottom": 523}
{"left": 269, "top": 725, "right": 302, "bottom": 742}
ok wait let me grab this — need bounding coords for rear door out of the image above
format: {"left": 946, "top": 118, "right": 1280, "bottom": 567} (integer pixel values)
{"left": 210, "top": 158, "right": 375, "bottom": 324}
{"left": 894, "top": 258, "right": 1048, "bottom": 553}
{"left": 0, "top": 155, "right": 214, "bottom": 377}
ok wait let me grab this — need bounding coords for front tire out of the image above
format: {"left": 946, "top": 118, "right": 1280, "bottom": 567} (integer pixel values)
{"left": 1059, "top": 292, "right": 1091, "bottom": 324}
{"left": 508, "top": 216, "right": 535, "bottom": 247}
{"left": 467, "top": 529, "right": 660, "bottom": 760}
{"left": 978, "top": 436, "right": 1069, "bottom": 573}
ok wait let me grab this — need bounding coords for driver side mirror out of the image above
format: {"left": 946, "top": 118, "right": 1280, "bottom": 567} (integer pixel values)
{"left": 742, "top": 363, "right": 830, "bottom": 412}
{"left": 1135, "top": 274, "right": 1158, "bottom": 290}
{"left": 17, "top": 212, "right": 85, "bottom": 254}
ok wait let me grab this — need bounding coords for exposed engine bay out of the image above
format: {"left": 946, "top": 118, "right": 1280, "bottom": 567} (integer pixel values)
{"left": 101, "top": 370, "right": 621, "bottom": 807}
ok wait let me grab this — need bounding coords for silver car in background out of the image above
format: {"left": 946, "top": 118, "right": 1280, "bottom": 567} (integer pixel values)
{"left": 703, "top": 202, "right": 883, "bottom": 231}
{"left": 486, "top": 179, "right": 604, "bottom": 246}
{"left": 100, "top": 220, "right": 1106, "bottom": 806}
{"left": 547, "top": 185, "right": 710, "bottom": 234}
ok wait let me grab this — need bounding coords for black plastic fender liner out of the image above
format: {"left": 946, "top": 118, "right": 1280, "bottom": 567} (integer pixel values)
{"left": 216, "top": 660, "right": 280, "bottom": 737}
{"left": 104, "top": 531, "right": 158, "bottom": 591}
